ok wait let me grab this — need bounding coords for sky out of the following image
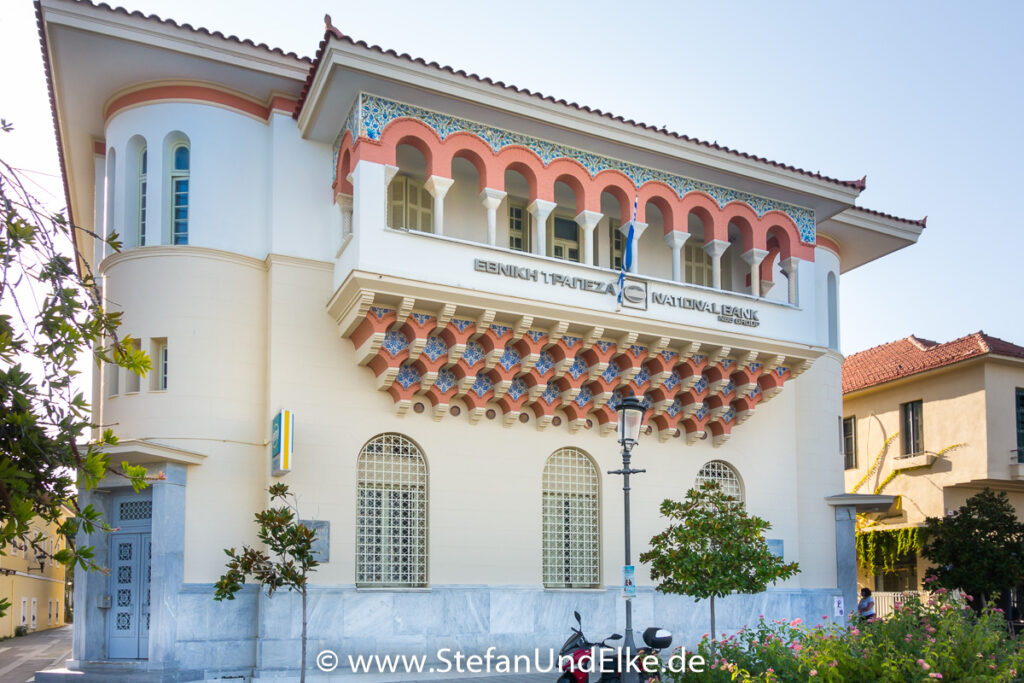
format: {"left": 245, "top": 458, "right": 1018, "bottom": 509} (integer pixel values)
{"left": 3, "top": 0, "right": 1023, "bottom": 358}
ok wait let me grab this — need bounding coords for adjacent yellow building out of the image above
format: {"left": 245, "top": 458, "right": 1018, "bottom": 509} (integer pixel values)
{"left": 842, "top": 332, "right": 1024, "bottom": 602}
{"left": 1, "top": 518, "right": 68, "bottom": 638}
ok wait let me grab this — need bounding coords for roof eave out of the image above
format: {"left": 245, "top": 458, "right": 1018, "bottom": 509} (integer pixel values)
{"left": 298, "top": 36, "right": 866, "bottom": 207}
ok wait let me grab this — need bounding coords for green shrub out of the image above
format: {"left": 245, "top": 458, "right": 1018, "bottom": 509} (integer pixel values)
{"left": 659, "top": 589, "right": 1024, "bottom": 682}
{"left": 14, "top": 625, "right": 28, "bottom": 637}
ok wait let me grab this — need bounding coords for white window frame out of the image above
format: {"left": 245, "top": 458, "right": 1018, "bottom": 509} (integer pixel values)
{"left": 542, "top": 447, "right": 601, "bottom": 589}
{"left": 150, "top": 339, "right": 168, "bottom": 391}
{"left": 138, "top": 147, "right": 147, "bottom": 247}
{"left": 388, "top": 174, "right": 433, "bottom": 232}
{"left": 508, "top": 201, "right": 531, "bottom": 252}
{"left": 549, "top": 213, "right": 581, "bottom": 263}
{"left": 695, "top": 459, "right": 744, "bottom": 504}
{"left": 609, "top": 218, "right": 623, "bottom": 270}
{"left": 356, "top": 433, "right": 429, "bottom": 588}
{"left": 170, "top": 144, "right": 189, "bottom": 245}
{"left": 684, "top": 241, "right": 713, "bottom": 287}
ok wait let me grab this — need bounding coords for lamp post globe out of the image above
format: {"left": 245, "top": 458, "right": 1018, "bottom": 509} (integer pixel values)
{"left": 616, "top": 395, "right": 645, "bottom": 447}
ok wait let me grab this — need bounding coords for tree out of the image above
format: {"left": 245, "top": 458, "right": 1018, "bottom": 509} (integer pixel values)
{"left": 921, "top": 487, "right": 1024, "bottom": 609}
{"left": 214, "top": 483, "right": 319, "bottom": 682}
{"left": 640, "top": 480, "right": 800, "bottom": 646}
{"left": 0, "top": 120, "right": 151, "bottom": 618}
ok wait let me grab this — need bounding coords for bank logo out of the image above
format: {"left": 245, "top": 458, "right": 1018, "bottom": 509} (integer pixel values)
{"left": 620, "top": 278, "right": 647, "bottom": 310}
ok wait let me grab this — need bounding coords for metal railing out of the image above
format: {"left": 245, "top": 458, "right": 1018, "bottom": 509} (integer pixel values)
{"left": 1010, "top": 448, "right": 1024, "bottom": 465}
{"left": 872, "top": 591, "right": 924, "bottom": 618}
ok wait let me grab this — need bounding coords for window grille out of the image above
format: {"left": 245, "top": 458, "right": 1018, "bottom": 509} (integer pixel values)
{"left": 696, "top": 460, "right": 744, "bottom": 504}
{"left": 508, "top": 202, "right": 530, "bottom": 252}
{"left": 356, "top": 433, "right": 428, "bottom": 587}
{"left": 138, "top": 148, "right": 147, "bottom": 246}
{"left": 542, "top": 447, "right": 600, "bottom": 588}
{"left": 119, "top": 500, "right": 152, "bottom": 521}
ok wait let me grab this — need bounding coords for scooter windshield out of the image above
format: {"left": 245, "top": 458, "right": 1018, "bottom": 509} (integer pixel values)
{"left": 560, "top": 631, "right": 586, "bottom": 656}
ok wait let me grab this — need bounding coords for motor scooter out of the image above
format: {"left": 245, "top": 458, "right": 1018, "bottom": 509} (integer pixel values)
{"left": 556, "top": 611, "right": 672, "bottom": 682}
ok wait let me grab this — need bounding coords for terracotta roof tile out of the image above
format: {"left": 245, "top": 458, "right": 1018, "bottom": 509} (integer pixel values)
{"left": 843, "top": 332, "right": 1024, "bottom": 394}
{"left": 297, "top": 17, "right": 866, "bottom": 191}
{"left": 849, "top": 205, "right": 927, "bottom": 228}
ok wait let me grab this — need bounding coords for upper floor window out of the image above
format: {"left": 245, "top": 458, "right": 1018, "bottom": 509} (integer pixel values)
{"left": 137, "top": 148, "right": 147, "bottom": 247}
{"left": 542, "top": 447, "right": 600, "bottom": 588}
{"left": 550, "top": 215, "right": 580, "bottom": 262}
{"left": 696, "top": 460, "right": 744, "bottom": 505}
{"left": 508, "top": 202, "right": 530, "bottom": 252}
{"left": 1015, "top": 388, "right": 1024, "bottom": 462}
{"left": 684, "top": 241, "right": 712, "bottom": 287}
{"left": 170, "top": 145, "right": 189, "bottom": 245}
{"left": 609, "top": 219, "right": 623, "bottom": 270}
{"left": 388, "top": 175, "right": 433, "bottom": 232}
{"left": 900, "top": 400, "right": 923, "bottom": 455}
{"left": 843, "top": 417, "right": 857, "bottom": 469}
{"left": 356, "top": 433, "right": 428, "bottom": 587}
{"left": 151, "top": 338, "right": 168, "bottom": 391}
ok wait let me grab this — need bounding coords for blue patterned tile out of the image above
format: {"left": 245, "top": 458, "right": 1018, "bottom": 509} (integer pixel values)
{"left": 535, "top": 351, "right": 555, "bottom": 375}
{"left": 775, "top": 366, "right": 789, "bottom": 377}
{"left": 666, "top": 398, "right": 683, "bottom": 418}
{"left": 349, "top": 93, "right": 817, "bottom": 243}
{"left": 499, "top": 346, "right": 521, "bottom": 371}
{"left": 470, "top": 373, "right": 493, "bottom": 398}
{"left": 601, "top": 363, "right": 620, "bottom": 383}
{"left": 370, "top": 306, "right": 393, "bottom": 319}
{"left": 527, "top": 330, "right": 546, "bottom": 343}
{"left": 567, "top": 356, "right": 588, "bottom": 380}
{"left": 663, "top": 371, "right": 680, "bottom": 391}
{"left": 451, "top": 319, "right": 474, "bottom": 332}
{"left": 395, "top": 364, "right": 420, "bottom": 390}
{"left": 694, "top": 377, "right": 709, "bottom": 393}
{"left": 574, "top": 386, "right": 593, "bottom": 408}
{"left": 507, "top": 378, "right": 528, "bottom": 401}
{"left": 562, "top": 335, "right": 581, "bottom": 349}
{"left": 422, "top": 336, "right": 448, "bottom": 362}
{"left": 660, "top": 350, "right": 678, "bottom": 363}
{"left": 541, "top": 382, "right": 560, "bottom": 405}
{"left": 695, "top": 404, "right": 709, "bottom": 420}
{"left": 434, "top": 369, "right": 456, "bottom": 393}
{"left": 634, "top": 366, "right": 650, "bottom": 385}
{"left": 595, "top": 341, "right": 613, "bottom": 353}
{"left": 411, "top": 313, "right": 433, "bottom": 326}
{"left": 462, "top": 341, "right": 484, "bottom": 367}
{"left": 382, "top": 330, "right": 408, "bottom": 356}
{"left": 489, "top": 324, "right": 512, "bottom": 338}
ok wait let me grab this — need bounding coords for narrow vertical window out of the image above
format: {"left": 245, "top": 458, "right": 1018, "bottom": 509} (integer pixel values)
{"left": 542, "top": 447, "right": 600, "bottom": 588}
{"left": 151, "top": 338, "right": 168, "bottom": 391}
{"left": 387, "top": 175, "right": 432, "bottom": 232}
{"left": 356, "top": 433, "right": 428, "bottom": 587}
{"left": 125, "top": 339, "right": 141, "bottom": 393}
{"left": 508, "top": 202, "right": 530, "bottom": 252}
{"left": 1015, "top": 388, "right": 1024, "bottom": 463}
{"left": 170, "top": 145, "right": 189, "bottom": 245}
{"left": 609, "top": 219, "right": 623, "bottom": 270}
{"left": 550, "top": 216, "right": 580, "bottom": 262}
{"left": 843, "top": 417, "right": 857, "bottom": 469}
{"left": 684, "top": 241, "right": 713, "bottom": 286}
{"left": 900, "top": 400, "right": 923, "bottom": 455}
{"left": 138, "top": 148, "right": 147, "bottom": 246}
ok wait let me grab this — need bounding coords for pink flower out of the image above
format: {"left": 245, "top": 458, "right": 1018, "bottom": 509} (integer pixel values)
{"left": 850, "top": 628, "right": 860, "bottom": 636}
{"left": 925, "top": 625, "right": 936, "bottom": 633}
{"left": 990, "top": 664, "right": 997, "bottom": 670}
{"left": 829, "top": 660, "right": 838, "bottom": 668}
{"left": 790, "top": 618, "right": 802, "bottom": 626}
{"left": 905, "top": 634, "right": 913, "bottom": 642}
{"left": 934, "top": 588, "right": 948, "bottom": 595}
{"left": 809, "top": 670, "right": 818, "bottom": 677}
{"left": 823, "top": 615, "right": 829, "bottom": 620}
{"left": 767, "top": 668, "right": 774, "bottom": 674}
{"left": 964, "top": 594, "right": 973, "bottom": 601}
{"left": 928, "top": 675, "right": 942, "bottom": 679}
{"left": 918, "top": 659, "right": 931, "bottom": 670}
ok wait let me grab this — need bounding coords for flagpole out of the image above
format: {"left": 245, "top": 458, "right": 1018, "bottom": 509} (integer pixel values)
{"left": 616, "top": 196, "right": 639, "bottom": 312}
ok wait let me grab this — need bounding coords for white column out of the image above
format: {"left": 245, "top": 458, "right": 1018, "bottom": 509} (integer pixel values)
{"left": 619, "top": 221, "right": 648, "bottom": 273}
{"left": 352, "top": 160, "right": 394, "bottom": 239}
{"left": 663, "top": 231, "right": 690, "bottom": 282}
{"left": 528, "top": 199, "right": 556, "bottom": 257}
{"left": 575, "top": 211, "right": 603, "bottom": 266}
{"left": 703, "top": 239, "right": 730, "bottom": 290}
{"left": 424, "top": 176, "right": 454, "bottom": 236}
{"left": 480, "top": 188, "right": 507, "bottom": 246}
{"left": 780, "top": 257, "right": 800, "bottom": 305}
{"left": 741, "top": 248, "right": 770, "bottom": 297}
{"left": 335, "top": 193, "right": 354, "bottom": 257}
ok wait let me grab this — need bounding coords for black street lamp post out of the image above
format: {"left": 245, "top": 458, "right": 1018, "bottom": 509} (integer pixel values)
{"left": 609, "top": 395, "right": 647, "bottom": 683}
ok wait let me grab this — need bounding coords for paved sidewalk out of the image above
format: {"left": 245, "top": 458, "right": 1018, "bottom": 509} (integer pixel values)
{"left": 0, "top": 626, "right": 72, "bottom": 683}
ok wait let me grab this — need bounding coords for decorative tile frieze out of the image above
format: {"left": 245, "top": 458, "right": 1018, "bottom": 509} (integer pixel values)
{"left": 342, "top": 93, "right": 816, "bottom": 243}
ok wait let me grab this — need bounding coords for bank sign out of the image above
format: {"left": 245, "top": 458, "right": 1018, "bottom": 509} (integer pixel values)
{"left": 473, "top": 258, "right": 760, "bottom": 327}
{"left": 271, "top": 409, "right": 294, "bottom": 476}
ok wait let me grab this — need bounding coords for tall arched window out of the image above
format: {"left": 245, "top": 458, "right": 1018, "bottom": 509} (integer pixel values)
{"left": 696, "top": 460, "right": 744, "bottom": 504}
{"left": 827, "top": 271, "right": 839, "bottom": 350}
{"left": 138, "top": 147, "right": 147, "bottom": 247}
{"left": 356, "top": 433, "right": 428, "bottom": 587}
{"left": 542, "top": 447, "right": 600, "bottom": 588}
{"left": 170, "top": 144, "right": 189, "bottom": 245}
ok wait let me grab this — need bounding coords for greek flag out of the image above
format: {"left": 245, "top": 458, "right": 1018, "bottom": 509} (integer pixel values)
{"left": 617, "top": 196, "right": 639, "bottom": 306}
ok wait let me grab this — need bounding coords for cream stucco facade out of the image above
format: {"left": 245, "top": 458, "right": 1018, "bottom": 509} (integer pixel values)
{"left": 0, "top": 517, "right": 68, "bottom": 638}
{"left": 843, "top": 346, "right": 1024, "bottom": 592}
{"left": 37, "top": 0, "right": 925, "bottom": 679}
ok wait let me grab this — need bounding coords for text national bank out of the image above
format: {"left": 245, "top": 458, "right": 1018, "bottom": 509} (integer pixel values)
{"left": 37, "top": 0, "right": 926, "bottom": 679}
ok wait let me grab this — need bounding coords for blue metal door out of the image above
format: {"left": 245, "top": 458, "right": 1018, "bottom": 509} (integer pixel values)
{"left": 107, "top": 532, "right": 151, "bottom": 658}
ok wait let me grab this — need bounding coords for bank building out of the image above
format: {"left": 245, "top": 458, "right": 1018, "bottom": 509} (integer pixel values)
{"left": 37, "top": 0, "right": 926, "bottom": 679}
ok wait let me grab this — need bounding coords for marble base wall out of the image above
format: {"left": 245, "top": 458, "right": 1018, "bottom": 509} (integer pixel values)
{"left": 171, "top": 584, "right": 843, "bottom": 679}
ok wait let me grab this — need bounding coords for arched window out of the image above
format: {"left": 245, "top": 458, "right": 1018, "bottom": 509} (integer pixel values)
{"left": 170, "top": 144, "right": 189, "bottom": 245}
{"left": 138, "top": 147, "right": 147, "bottom": 246}
{"left": 356, "top": 433, "right": 428, "bottom": 587}
{"left": 542, "top": 447, "right": 600, "bottom": 588}
{"left": 827, "top": 271, "right": 839, "bottom": 350}
{"left": 696, "top": 460, "right": 744, "bottom": 504}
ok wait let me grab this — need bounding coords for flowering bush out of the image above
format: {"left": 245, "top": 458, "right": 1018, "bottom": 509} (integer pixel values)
{"left": 660, "top": 591, "right": 1023, "bottom": 682}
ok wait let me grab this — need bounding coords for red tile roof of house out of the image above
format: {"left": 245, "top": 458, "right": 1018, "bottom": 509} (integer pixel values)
{"left": 843, "top": 332, "right": 1024, "bottom": 394}
{"left": 297, "top": 16, "right": 867, "bottom": 191}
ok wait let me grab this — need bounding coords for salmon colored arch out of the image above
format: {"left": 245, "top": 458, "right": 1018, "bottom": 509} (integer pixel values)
{"left": 720, "top": 202, "right": 763, "bottom": 253}
{"left": 376, "top": 118, "right": 444, "bottom": 177}
{"left": 679, "top": 192, "right": 724, "bottom": 243}
{"left": 760, "top": 240, "right": 781, "bottom": 283}
{"left": 502, "top": 161, "right": 540, "bottom": 202}
{"left": 439, "top": 132, "right": 497, "bottom": 191}
{"left": 638, "top": 183, "right": 677, "bottom": 235}
{"left": 332, "top": 130, "right": 355, "bottom": 196}
{"left": 593, "top": 170, "right": 634, "bottom": 223}
{"left": 762, "top": 210, "right": 813, "bottom": 260}
{"left": 546, "top": 158, "right": 593, "bottom": 212}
